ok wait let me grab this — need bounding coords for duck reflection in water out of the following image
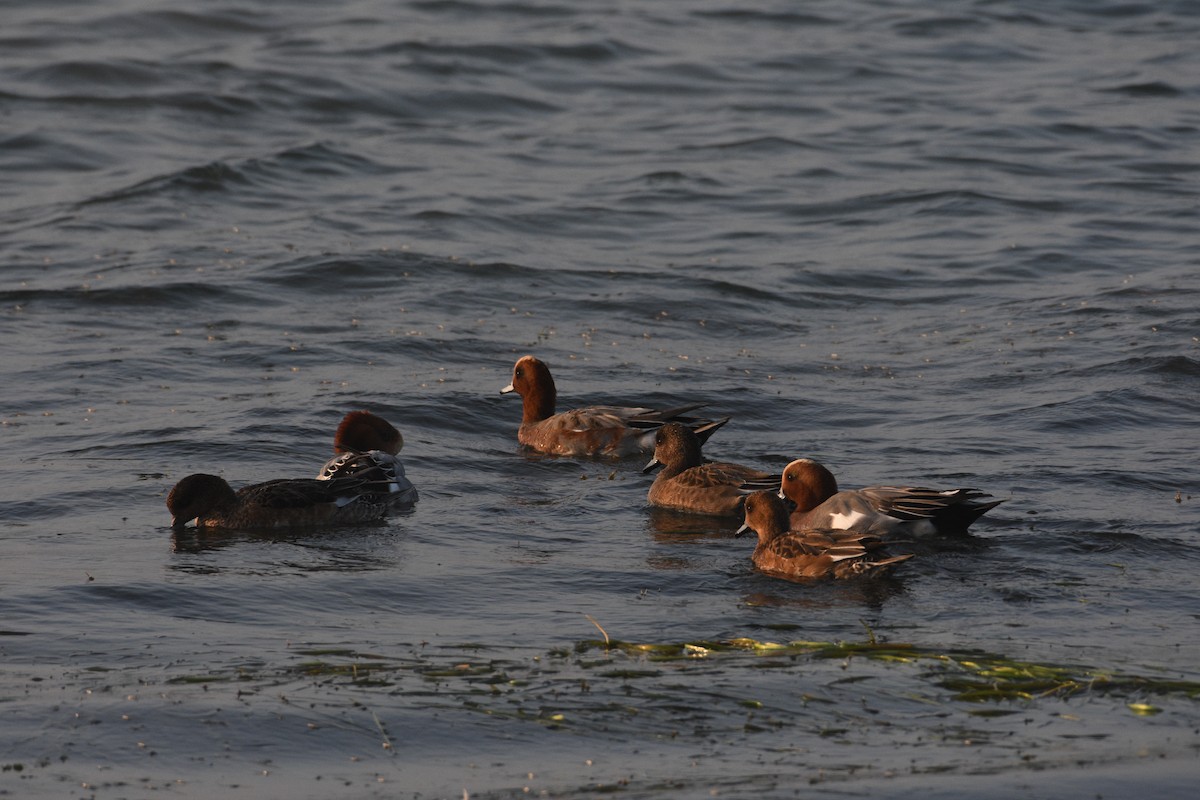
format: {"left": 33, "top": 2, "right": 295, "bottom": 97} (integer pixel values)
{"left": 169, "top": 520, "right": 404, "bottom": 576}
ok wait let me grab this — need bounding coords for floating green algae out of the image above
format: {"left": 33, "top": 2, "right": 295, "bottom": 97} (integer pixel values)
{"left": 573, "top": 636, "right": 1200, "bottom": 703}
{"left": 159, "top": 636, "right": 1200, "bottom": 714}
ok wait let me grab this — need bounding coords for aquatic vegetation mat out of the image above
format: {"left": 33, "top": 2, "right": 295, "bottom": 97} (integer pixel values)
{"left": 571, "top": 636, "right": 1200, "bottom": 707}
{"left": 8, "top": 634, "right": 1199, "bottom": 797}
{"left": 159, "top": 634, "right": 1199, "bottom": 723}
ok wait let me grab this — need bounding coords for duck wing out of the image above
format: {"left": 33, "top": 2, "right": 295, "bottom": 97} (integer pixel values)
{"left": 239, "top": 477, "right": 371, "bottom": 510}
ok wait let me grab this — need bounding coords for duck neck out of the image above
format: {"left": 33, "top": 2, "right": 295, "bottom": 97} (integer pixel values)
{"left": 757, "top": 503, "right": 792, "bottom": 546}
{"left": 189, "top": 478, "right": 239, "bottom": 526}
{"left": 661, "top": 437, "right": 704, "bottom": 479}
{"left": 211, "top": 482, "right": 240, "bottom": 513}
{"left": 523, "top": 386, "right": 556, "bottom": 423}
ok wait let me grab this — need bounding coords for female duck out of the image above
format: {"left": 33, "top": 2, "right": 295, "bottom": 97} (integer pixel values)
{"left": 167, "top": 473, "right": 394, "bottom": 530}
{"left": 501, "top": 355, "right": 727, "bottom": 457}
{"left": 644, "top": 422, "right": 771, "bottom": 516}
{"left": 737, "top": 491, "right": 913, "bottom": 580}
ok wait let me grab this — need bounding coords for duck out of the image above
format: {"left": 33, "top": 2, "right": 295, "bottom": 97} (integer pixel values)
{"left": 736, "top": 491, "right": 913, "bottom": 580}
{"left": 331, "top": 409, "right": 404, "bottom": 455}
{"left": 167, "top": 472, "right": 395, "bottom": 530}
{"left": 500, "top": 355, "right": 728, "bottom": 457}
{"left": 316, "top": 411, "right": 418, "bottom": 509}
{"left": 643, "top": 422, "right": 771, "bottom": 516}
{"left": 778, "top": 458, "right": 1003, "bottom": 536}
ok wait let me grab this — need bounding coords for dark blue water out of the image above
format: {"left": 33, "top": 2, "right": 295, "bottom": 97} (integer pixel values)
{"left": 2, "top": 1, "right": 1198, "bottom": 797}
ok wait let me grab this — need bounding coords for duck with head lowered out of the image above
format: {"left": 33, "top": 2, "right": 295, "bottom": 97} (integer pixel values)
{"left": 316, "top": 410, "right": 417, "bottom": 510}
{"left": 167, "top": 471, "right": 396, "bottom": 531}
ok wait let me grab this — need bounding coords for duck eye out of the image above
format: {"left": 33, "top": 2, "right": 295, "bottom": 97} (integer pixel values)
{"left": 515, "top": 368, "right": 523, "bottom": 377}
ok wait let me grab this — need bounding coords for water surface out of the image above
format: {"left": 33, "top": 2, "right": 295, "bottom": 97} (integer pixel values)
{"left": 2, "top": 0, "right": 1198, "bottom": 797}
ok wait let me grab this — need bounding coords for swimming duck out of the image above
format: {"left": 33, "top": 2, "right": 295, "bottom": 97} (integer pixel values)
{"left": 167, "top": 472, "right": 395, "bottom": 530}
{"left": 501, "top": 355, "right": 728, "bottom": 457}
{"left": 643, "top": 422, "right": 771, "bottom": 516}
{"left": 778, "top": 458, "right": 1003, "bottom": 536}
{"left": 737, "top": 491, "right": 913, "bottom": 580}
{"left": 316, "top": 411, "right": 418, "bottom": 508}
{"left": 332, "top": 409, "right": 404, "bottom": 455}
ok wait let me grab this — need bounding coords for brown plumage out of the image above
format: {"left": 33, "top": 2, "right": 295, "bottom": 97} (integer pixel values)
{"left": 332, "top": 410, "right": 403, "bottom": 455}
{"left": 736, "top": 491, "right": 913, "bottom": 580}
{"left": 500, "top": 355, "right": 728, "bottom": 456}
{"left": 643, "top": 422, "right": 771, "bottom": 517}
{"left": 167, "top": 473, "right": 392, "bottom": 530}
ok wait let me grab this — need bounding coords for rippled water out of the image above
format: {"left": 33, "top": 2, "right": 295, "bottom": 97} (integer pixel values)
{"left": 2, "top": 1, "right": 1198, "bottom": 798}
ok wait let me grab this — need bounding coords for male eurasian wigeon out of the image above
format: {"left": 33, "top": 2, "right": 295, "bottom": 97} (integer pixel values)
{"left": 778, "top": 458, "right": 1003, "bottom": 536}
{"left": 643, "top": 422, "right": 771, "bottom": 516}
{"left": 167, "top": 473, "right": 395, "bottom": 530}
{"left": 736, "top": 491, "right": 914, "bottom": 580}
{"left": 500, "top": 355, "right": 728, "bottom": 457}
{"left": 332, "top": 409, "right": 404, "bottom": 455}
{"left": 316, "top": 411, "right": 418, "bottom": 508}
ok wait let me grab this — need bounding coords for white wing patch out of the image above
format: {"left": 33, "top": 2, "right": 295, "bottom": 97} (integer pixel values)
{"left": 828, "top": 509, "right": 869, "bottom": 529}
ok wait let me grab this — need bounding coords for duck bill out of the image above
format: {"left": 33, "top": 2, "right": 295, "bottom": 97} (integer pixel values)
{"left": 734, "top": 522, "right": 752, "bottom": 538}
{"left": 641, "top": 456, "right": 661, "bottom": 474}
{"left": 500, "top": 383, "right": 514, "bottom": 395}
